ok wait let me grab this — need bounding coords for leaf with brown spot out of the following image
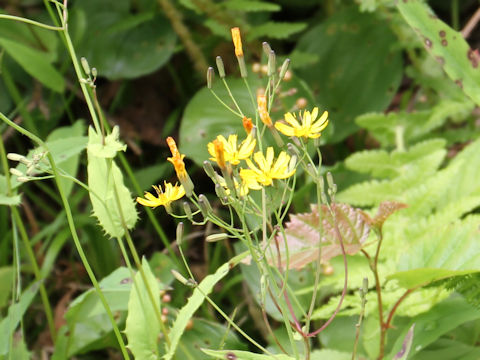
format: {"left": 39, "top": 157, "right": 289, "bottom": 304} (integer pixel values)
{"left": 270, "top": 203, "right": 370, "bottom": 270}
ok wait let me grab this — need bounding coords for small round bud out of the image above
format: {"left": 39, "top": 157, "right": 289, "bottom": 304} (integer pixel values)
{"left": 296, "top": 97, "right": 307, "bottom": 109}
{"left": 283, "top": 69, "right": 292, "bottom": 81}
{"left": 91, "top": 68, "right": 98, "bottom": 77}
{"left": 162, "top": 293, "right": 171, "bottom": 303}
{"left": 252, "top": 62, "right": 261, "bottom": 73}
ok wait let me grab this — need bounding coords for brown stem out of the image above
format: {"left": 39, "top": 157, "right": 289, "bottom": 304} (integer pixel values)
{"left": 157, "top": 0, "right": 208, "bottom": 76}
{"left": 385, "top": 288, "right": 415, "bottom": 331}
{"left": 372, "top": 230, "right": 386, "bottom": 360}
{"left": 261, "top": 308, "right": 288, "bottom": 355}
{"left": 461, "top": 6, "right": 480, "bottom": 38}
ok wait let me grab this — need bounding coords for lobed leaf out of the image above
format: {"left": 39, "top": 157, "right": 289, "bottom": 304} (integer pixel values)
{"left": 271, "top": 203, "right": 370, "bottom": 270}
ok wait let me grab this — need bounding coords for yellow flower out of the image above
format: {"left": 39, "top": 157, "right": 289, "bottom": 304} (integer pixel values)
{"left": 216, "top": 174, "right": 254, "bottom": 197}
{"left": 240, "top": 147, "right": 295, "bottom": 188}
{"left": 208, "top": 134, "right": 256, "bottom": 166}
{"left": 257, "top": 94, "right": 272, "bottom": 127}
{"left": 231, "top": 27, "right": 243, "bottom": 57}
{"left": 136, "top": 182, "right": 185, "bottom": 212}
{"left": 274, "top": 107, "right": 329, "bottom": 139}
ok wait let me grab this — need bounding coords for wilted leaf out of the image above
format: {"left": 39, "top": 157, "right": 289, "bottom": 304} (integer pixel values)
{"left": 271, "top": 203, "right": 370, "bottom": 270}
{"left": 361, "top": 201, "right": 407, "bottom": 230}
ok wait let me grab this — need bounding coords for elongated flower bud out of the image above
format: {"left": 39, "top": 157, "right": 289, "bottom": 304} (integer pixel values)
{"left": 242, "top": 117, "right": 253, "bottom": 135}
{"left": 262, "top": 42, "right": 272, "bottom": 56}
{"left": 203, "top": 161, "right": 217, "bottom": 180}
{"left": 206, "top": 233, "right": 228, "bottom": 242}
{"left": 207, "top": 67, "right": 214, "bottom": 89}
{"left": 268, "top": 50, "right": 276, "bottom": 77}
{"left": 183, "top": 201, "right": 193, "bottom": 221}
{"left": 171, "top": 270, "right": 189, "bottom": 285}
{"left": 176, "top": 222, "right": 184, "bottom": 246}
{"left": 81, "top": 57, "right": 91, "bottom": 76}
{"left": 9, "top": 168, "right": 23, "bottom": 177}
{"left": 279, "top": 58, "right": 290, "bottom": 80}
{"left": 231, "top": 27, "right": 243, "bottom": 57}
{"left": 216, "top": 56, "right": 226, "bottom": 78}
{"left": 257, "top": 94, "right": 272, "bottom": 127}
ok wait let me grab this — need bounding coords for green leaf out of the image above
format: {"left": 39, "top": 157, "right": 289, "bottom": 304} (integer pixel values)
{"left": 223, "top": 0, "right": 280, "bottom": 12}
{"left": 310, "top": 349, "right": 351, "bottom": 360}
{"left": 388, "top": 296, "right": 480, "bottom": 359}
{"left": 0, "top": 194, "right": 21, "bottom": 206}
{"left": 0, "top": 282, "right": 40, "bottom": 355}
{"left": 87, "top": 127, "right": 137, "bottom": 238}
{"left": 271, "top": 203, "right": 370, "bottom": 270}
{"left": 393, "top": 324, "right": 415, "bottom": 360}
{"left": 409, "top": 338, "right": 480, "bottom": 360}
{"left": 247, "top": 22, "right": 307, "bottom": 40}
{"left": 388, "top": 216, "right": 480, "bottom": 288}
{"left": 0, "top": 38, "right": 64, "bottom": 92}
{"left": 397, "top": 0, "right": 480, "bottom": 106}
{"left": 295, "top": 7, "right": 402, "bottom": 142}
{"left": 201, "top": 349, "right": 295, "bottom": 360}
{"left": 164, "top": 252, "right": 248, "bottom": 360}
{"left": 125, "top": 259, "right": 161, "bottom": 360}
{"left": 72, "top": 0, "right": 176, "bottom": 79}
{"left": 0, "top": 267, "right": 13, "bottom": 308}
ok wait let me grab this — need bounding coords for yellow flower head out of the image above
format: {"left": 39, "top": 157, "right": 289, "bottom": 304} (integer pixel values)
{"left": 213, "top": 138, "right": 226, "bottom": 169}
{"left": 136, "top": 181, "right": 185, "bottom": 212}
{"left": 257, "top": 94, "right": 272, "bottom": 127}
{"left": 231, "top": 27, "right": 243, "bottom": 57}
{"left": 216, "top": 174, "right": 254, "bottom": 197}
{"left": 166, "top": 137, "right": 187, "bottom": 181}
{"left": 242, "top": 116, "right": 253, "bottom": 135}
{"left": 274, "top": 107, "right": 329, "bottom": 139}
{"left": 208, "top": 134, "right": 256, "bottom": 166}
{"left": 240, "top": 147, "right": 295, "bottom": 188}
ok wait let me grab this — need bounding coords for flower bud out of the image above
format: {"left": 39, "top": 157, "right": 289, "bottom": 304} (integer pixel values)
{"left": 9, "top": 168, "right": 23, "bottom": 177}
{"left": 198, "top": 194, "right": 213, "bottom": 216}
{"left": 203, "top": 161, "right": 217, "bottom": 180}
{"left": 238, "top": 56, "right": 248, "bottom": 78}
{"left": 279, "top": 58, "right": 290, "bottom": 80}
{"left": 288, "top": 155, "right": 297, "bottom": 173}
{"left": 207, "top": 67, "right": 214, "bottom": 89}
{"left": 7, "top": 153, "right": 27, "bottom": 163}
{"left": 262, "top": 42, "right": 272, "bottom": 56}
{"left": 91, "top": 68, "right": 98, "bottom": 78}
{"left": 17, "top": 176, "right": 30, "bottom": 183}
{"left": 326, "top": 171, "right": 335, "bottom": 190}
{"left": 215, "top": 183, "right": 227, "bottom": 200}
{"left": 81, "top": 57, "right": 91, "bottom": 76}
{"left": 206, "top": 233, "right": 228, "bottom": 242}
{"left": 242, "top": 117, "right": 253, "bottom": 135}
{"left": 183, "top": 201, "right": 193, "bottom": 221}
{"left": 176, "top": 222, "right": 184, "bottom": 246}
{"left": 268, "top": 50, "right": 276, "bottom": 77}
{"left": 231, "top": 27, "right": 243, "bottom": 57}
{"left": 171, "top": 270, "right": 189, "bottom": 285}
{"left": 287, "top": 143, "right": 300, "bottom": 157}
{"left": 216, "top": 56, "right": 226, "bottom": 78}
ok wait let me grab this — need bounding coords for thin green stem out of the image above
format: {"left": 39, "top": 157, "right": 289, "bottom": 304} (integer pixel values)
{"left": 209, "top": 89, "right": 243, "bottom": 118}
{"left": 0, "top": 112, "right": 130, "bottom": 359}
{"left": 221, "top": 79, "right": 245, "bottom": 117}
{"left": 0, "top": 14, "right": 64, "bottom": 31}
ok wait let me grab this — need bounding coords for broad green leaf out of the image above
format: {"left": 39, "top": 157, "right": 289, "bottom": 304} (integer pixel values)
{"left": 201, "top": 349, "right": 295, "bottom": 360}
{"left": 271, "top": 203, "right": 370, "bottom": 270}
{"left": 0, "top": 194, "right": 21, "bottom": 206}
{"left": 87, "top": 126, "right": 137, "bottom": 238}
{"left": 409, "top": 338, "right": 480, "bottom": 360}
{"left": 125, "top": 259, "right": 161, "bottom": 360}
{"left": 295, "top": 7, "right": 402, "bottom": 142}
{"left": 247, "top": 22, "right": 307, "bottom": 40}
{"left": 355, "top": 100, "right": 473, "bottom": 147}
{"left": 0, "top": 38, "right": 64, "bottom": 92}
{"left": 389, "top": 216, "right": 480, "bottom": 288}
{"left": 223, "top": 0, "right": 280, "bottom": 12}
{"left": 388, "top": 296, "right": 480, "bottom": 359}
{"left": 9, "top": 334, "right": 30, "bottom": 360}
{"left": 397, "top": 0, "right": 480, "bottom": 106}
{"left": 393, "top": 324, "right": 415, "bottom": 360}
{"left": 0, "top": 267, "right": 13, "bottom": 308}
{"left": 345, "top": 139, "right": 446, "bottom": 179}
{"left": 0, "top": 282, "right": 40, "bottom": 355}
{"left": 164, "top": 252, "right": 248, "bottom": 360}
{"left": 177, "top": 319, "right": 246, "bottom": 359}
{"left": 45, "top": 120, "right": 86, "bottom": 197}
{"left": 71, "top": 0, "right": 176, "bottom": 79}
{"left": 310, "top": 349, "right": 351, "bottom": 360}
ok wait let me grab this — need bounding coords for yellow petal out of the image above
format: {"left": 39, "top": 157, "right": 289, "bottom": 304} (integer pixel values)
{"left": 275, "top": 122, "right": 296, "bottom": 137}
{"left": 265, "top": 147, "right": 274, "bottom": 170}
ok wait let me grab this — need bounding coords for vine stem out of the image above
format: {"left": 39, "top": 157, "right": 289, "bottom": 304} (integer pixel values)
{"left": 0, "top": 14, "right": 64, "bottom": 31}
{"left": 0, "top": 112, "right": 131, "bottom": 360}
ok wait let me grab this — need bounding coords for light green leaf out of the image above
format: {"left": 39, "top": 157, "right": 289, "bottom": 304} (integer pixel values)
{"left": 0, "top": 267, "right": 13, "bottom": 308}
{"left": 0, "top": 194, "right": 21, "bottom": 206}
{"left": 201, "top": 349, "right": 295, "bottom": 360}
{"left": 125, "top": 259, "right": 161, "bottom": 360}
{"left": 87, "top": 127, "right": 137, "bottom": 238}
{"left": 0, "top": 37, "right": 64, "bottom": 92}
{"left": 164, "top": 252, "right": 248, "bottom": 360}
{"left": 393, "top": 324, "right": 415, "bottom": 360}
{"left": 0, "top": 282, "right": 40, "bottom": 355}
{"left": 87, "top": 126, "right": 126, "bottom": 158}
{"left": 397, "top": 0, "right": 480, "bottom": 106}
{"left": 247, "top": 21, "right": 307, "bottom": 40}
{"left": 310, "top": 349, "right": 351, "bottom": 360}
{"left": 223, "top": 0, "right": 280, "bottom": 12}
{"left": 389, "top": 216, "right": 480, "bottom": 288}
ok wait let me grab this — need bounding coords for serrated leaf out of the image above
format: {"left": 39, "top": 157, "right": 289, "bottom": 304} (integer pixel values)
{"left": 271, "top": 203, "right": 370, "bottom": 270}
{"left": 362, "top": 201, "right": 407, "bottom": 230}
{"left": 87, "top": 127, "right": 137, "bottom": 238}
{"left": 87, "top": 126, "right": 126, "bottom": 158}
{"left": 125, "top": 259, "right": 161, "bottom": 360}
{"left": 164, "top": 252, "right": 248, "bottom": 360}
{"left": 223, "top": 0, "right": 280, "bottom": 12}
{"left": 0, "top": 38, "right": 64, "bottom": 92}
{"left": 389, "top": 216, "right": 480, "bottom": 288}
{"left": 247, "top": 21, "right": 307, "bottom": 40}
{"left": 201, "top": 349, "right": 295, "bottom": 360}
{"left": 397, "top": 0, "right": 480, "bottom": 106}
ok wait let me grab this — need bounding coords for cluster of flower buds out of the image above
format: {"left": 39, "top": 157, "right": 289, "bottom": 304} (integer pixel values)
{"left": 79, "top": 57, "right": 97, "bottom": 88}
{"left": 7, "top": 152, "right": 47, "bottom": 182}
